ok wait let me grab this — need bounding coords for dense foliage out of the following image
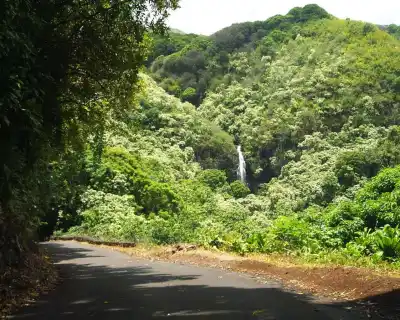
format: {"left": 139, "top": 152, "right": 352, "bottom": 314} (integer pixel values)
{"left": 58, "top": 5, "right": 400, "bottom": 266}
{"left": 201, "top": 19, "right": 400, "bottom": 186}
{"left": 148, "top": 4, "right": 332, "bottom": 106}
{"left": 385, "top": 24, "right": 400, "bottom": 39}
{"left": 3, "top": 2, "right": 400, "bottom": 272}
{"left": 0, "top": 0, "right": 178, "bottom": 271}
{"left": 62, "top": 74, "right": 400, "bottom": 264}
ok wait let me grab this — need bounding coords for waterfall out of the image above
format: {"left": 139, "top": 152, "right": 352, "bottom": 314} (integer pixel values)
{"left": 237, "top": 145, "right": 246, "bottom": 183}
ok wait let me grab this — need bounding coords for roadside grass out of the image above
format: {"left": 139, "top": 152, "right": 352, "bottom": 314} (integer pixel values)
{"left": 56, "top": 234, "right": 400, "bottom": 277}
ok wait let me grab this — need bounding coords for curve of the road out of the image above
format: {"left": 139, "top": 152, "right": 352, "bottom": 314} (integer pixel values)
{"left": 9, "top": 241, "right": 371, "bottom": 319}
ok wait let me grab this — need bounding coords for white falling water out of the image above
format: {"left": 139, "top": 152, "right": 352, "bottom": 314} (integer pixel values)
{"left": 237, "top": 145, "right": 246, "bottom": 183}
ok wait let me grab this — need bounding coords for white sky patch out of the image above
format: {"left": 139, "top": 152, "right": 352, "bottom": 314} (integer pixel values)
{"left": 168, "top": 0, "right": 400, "bottom": 35}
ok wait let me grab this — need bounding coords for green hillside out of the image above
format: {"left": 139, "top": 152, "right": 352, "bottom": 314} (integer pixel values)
{"left": 149, "top": 4, "right": 332, "bottom": 106}
{"left": 55, "top": 5, "right": 400, "bottom": 264}
{"left": 3, "top": 1, "right": 400, "bottom": 276}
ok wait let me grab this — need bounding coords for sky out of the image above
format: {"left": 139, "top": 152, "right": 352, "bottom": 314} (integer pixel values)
{"left": 167, "top": 0, "right": 400, "bottom": 35}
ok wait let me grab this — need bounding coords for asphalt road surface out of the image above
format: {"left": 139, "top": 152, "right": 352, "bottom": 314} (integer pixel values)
{"left": 10, "top": 241, "right": 370, "bottom": 319}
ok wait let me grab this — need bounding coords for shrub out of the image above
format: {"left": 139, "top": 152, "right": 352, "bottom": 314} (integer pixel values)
{"left": 373, "top": 225, "right": 400, "bottom": 260}
{"left": 230, "top": 181, "right": 251, "bottom": 198}
{"left": 269, "top": 215, "right": 313, "bottom": 251}
{"left": 181, "top": 87, "right": 197, "bottom": 104}
{"left": 197, "top": 169, "right": 228, "bottom": 190}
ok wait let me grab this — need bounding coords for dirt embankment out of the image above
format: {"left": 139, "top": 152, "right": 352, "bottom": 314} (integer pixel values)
{"left": 0, "top": 250, "right": 58, "bottom": 319}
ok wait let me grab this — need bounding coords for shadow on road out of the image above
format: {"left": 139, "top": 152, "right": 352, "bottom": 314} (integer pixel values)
{"left": 49, "top": 245, "right": 104, "bottom": 263}
{"left": 9, "top": 242, "right": 398, "bottom": 320}
{"left": 342, "top": 289, "right": 400, "bottom": 320}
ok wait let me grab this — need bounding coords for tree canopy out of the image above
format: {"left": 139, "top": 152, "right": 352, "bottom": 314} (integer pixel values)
{"left": 0, "top": 0, "right": 178, "bottom": 272}
{"left": 148, "top": 4, "right": 331, "bottom": 106}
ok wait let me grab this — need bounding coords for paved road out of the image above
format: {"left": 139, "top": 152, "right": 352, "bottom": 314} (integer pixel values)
{"left": 10, "top": 241, "right": 368, "bottom": 319}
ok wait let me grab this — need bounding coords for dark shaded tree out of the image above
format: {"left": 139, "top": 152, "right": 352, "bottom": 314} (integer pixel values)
{"left": 0, "top": 0, "right": 178, "bottom": 272}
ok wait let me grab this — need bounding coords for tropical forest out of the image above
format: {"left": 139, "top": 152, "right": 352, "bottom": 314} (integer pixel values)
{"left": 2, "top": 2, "right": 400, "bottom": 310}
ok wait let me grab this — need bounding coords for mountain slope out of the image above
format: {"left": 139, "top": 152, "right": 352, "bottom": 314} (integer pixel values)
{"left": 57, "top": 5, "right": 400, "bottom": 267}
{"left": 200, "top": 18, "right": 400, "bottom": 196}
{"left": 149, "top": 4, "right": 331, "bottom": 106}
